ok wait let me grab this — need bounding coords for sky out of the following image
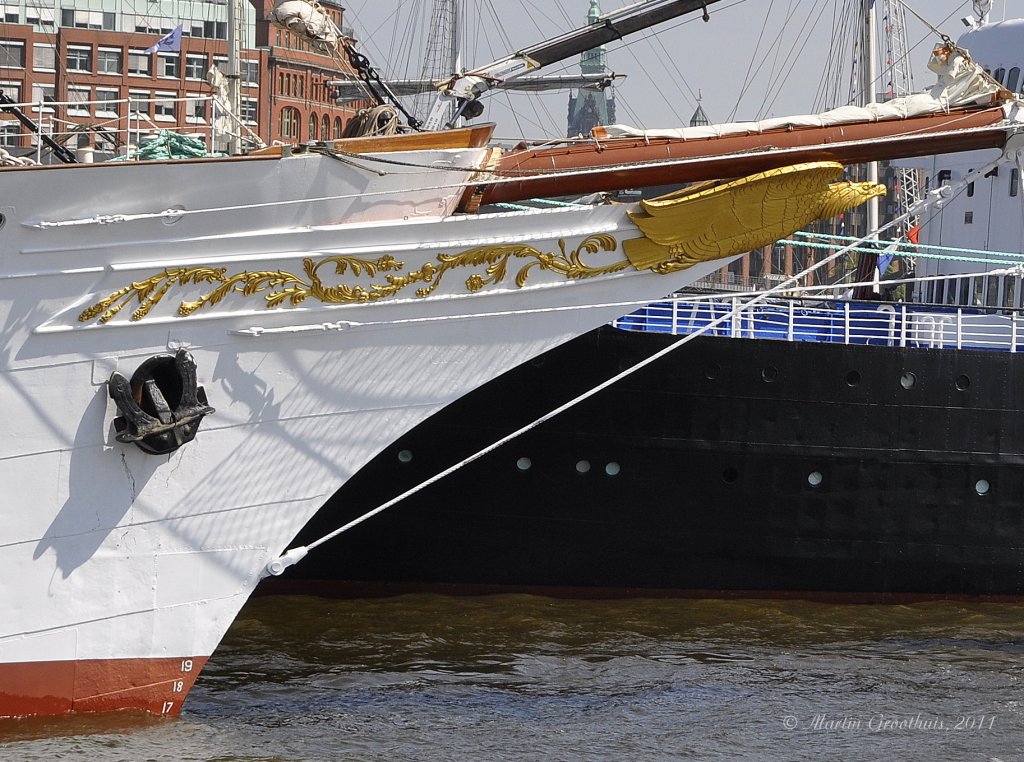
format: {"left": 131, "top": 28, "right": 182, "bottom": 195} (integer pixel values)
{"left": 335, "top": 0, "right": 1024, "bottom": 138}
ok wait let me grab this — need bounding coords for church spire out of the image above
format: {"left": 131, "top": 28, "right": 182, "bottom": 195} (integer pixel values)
{"left": 581, "top": 0, "right": 608, "bottom": 73}
{"left": 690, "top": 90, "right": 710, "bottom": 127}
{"left": 567, "top": 0, "right": 616, "bottom": 137}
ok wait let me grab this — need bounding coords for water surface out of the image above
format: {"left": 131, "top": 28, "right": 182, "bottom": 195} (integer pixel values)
{"left": 2, "top": 595, "right": 1022, "bottom": 760}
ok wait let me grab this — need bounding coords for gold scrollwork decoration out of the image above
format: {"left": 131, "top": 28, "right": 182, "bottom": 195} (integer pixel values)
{"left": 78, "top": 235, "right": 626, "bottom": 323}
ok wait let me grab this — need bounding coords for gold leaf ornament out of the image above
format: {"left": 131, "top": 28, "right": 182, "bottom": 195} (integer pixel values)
{"left": 623, "top": 161, "right": 886, "bottom": 273}
{"left": 77, "top": 236, "right": 628, "bottom": 323}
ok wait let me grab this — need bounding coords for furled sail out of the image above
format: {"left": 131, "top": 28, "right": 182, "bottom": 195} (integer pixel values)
{"left": 594, "top": 44, "right": 1009, "bottom": 141}
{"left": 269, "top": 0, "right": 341, "bottom": 54}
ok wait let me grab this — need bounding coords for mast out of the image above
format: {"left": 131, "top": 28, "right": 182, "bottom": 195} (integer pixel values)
{"left": 882, "top": 0, "right": 922, "bottom": 236}
{"left": 449, "top": 0, "right": 461, "bottom": 127}
{"left": 450, "top": 1, "right": 461, "bottom": 83}
{"left": 226, "top": 0, "right": 243, "bottom": 154}
{"left": 862, "top": 0, "right": 879, "bottom": 238}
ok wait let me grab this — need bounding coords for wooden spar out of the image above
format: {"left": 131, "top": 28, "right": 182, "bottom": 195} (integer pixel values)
{"left": 248, "top": 123, "right": 496, "bottom": 156}
{"left": 474, "top": 106, "right": 1011, "bottom": 206}
{"left": 331, "top": 122, "right": 494, "bottom": 153}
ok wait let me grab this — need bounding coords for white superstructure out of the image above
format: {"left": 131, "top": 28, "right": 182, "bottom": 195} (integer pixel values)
{"left": 905, "top": 18, "right": 1024, "bottom": 307}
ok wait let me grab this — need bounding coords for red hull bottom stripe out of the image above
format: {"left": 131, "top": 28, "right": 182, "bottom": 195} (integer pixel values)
{"left": 0, "top": 656, "right": 209, "bottom": 718}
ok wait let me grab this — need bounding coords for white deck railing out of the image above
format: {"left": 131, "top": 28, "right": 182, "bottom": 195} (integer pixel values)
{"left": 612, "top": 296, "right": 1024, "bottom": 353}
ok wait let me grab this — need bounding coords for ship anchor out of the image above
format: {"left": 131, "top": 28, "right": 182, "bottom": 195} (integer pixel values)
{"left": 108, "top": 348, "right": 215, "bottom": 455}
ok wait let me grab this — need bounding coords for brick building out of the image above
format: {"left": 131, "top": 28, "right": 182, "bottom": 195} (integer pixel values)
{"left": 0, "top": 0, "right": 369, "bottom": 157}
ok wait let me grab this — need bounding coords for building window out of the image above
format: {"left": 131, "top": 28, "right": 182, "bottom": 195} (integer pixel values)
{"left": 61, "top": 8, "right": 114, "bottom": 30}
{"left": 96, "top": 133, "right": 116, "bottom": 153}
{"left": 26, "top": 7, "right": 55, "bottom": 28}
{"left": 128, "top": 50, "right": 150, "bottom": 76}
{"left": 964, "top": 211, "right": 974, "bottom": 225}
{"left": 98, "top": 48, "right": 122, "bottom": 75}
{"left": 242, "top": 60, "right": 258, "bottom": 86}
{"left": 31, "top": 83, "right": 54, "bottom": 114}
{"left": 185, "top": 54, "right": 206, "bottom": 80}
{"left": 68, "top": 85, "right": 91, "bottom": 116}
{"left": 322, "top": 114, "right": 329, "bottom": 139}
{"left": 129, "top": 90, "right": 151, "bottom": 116}
{"left": 241, "top": 98, "right": 257, "bottom": 125}
{"left": 203, "top": 20, "right": 227, "bottom": 40}
{"left": 0, "top": 120, "right": 18, "bottom": 147}
{"left": 95, "top": 88, "right": 120, "bottom": 117}
{"left": 309, "top": 112, "right": 318, "bottom": 139}
{"left": 334, "top": 116, "right": 342, "bottom": 138}
{"left": 154, "top": 92, "right": 176, "bottom": 121}
{"left": 158, "top": 54, "right": 179, "bottom": 78}
{"left": 67, "top": 46, "right": 92, "bottom": 73}
{"left": 32, "top": 43, "right": 55, "bottom": 71}
{"left": 186, "top": 94, "right": 207, "bottom": 123}
{"left": 0, "top": 81, "right": 20, "bottom": 105}
{"left": 279, "top": 106, "right": 299, "bottom": 140}
{"left": 2, "top": 4, "right": 17, "bottom": 23}
{"left": 0, "top": 41, "right": 24, "bottom": 68}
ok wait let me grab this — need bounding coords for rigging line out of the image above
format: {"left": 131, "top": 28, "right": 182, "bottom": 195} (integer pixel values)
{"left": 612, "top": 91, "right": 648, "bottom": 132}
{"left": 785, "top": 238, "right": 1024, "bottom": 265}
{"left": 754, "top": 0, "right": 800, "bottom": 119}
{"left": 620, "top": 34, "right": 689, "bottom": 125}
{"left": 475, "top": 0, "right": 555, "bottom": 136}
{"left": 762, "top": 0, "right": 837, "bottom": 116}
{"left": 845, "top": 1, "right": 971, "bottom": 107}
{"left": 778, "top": 239, "right": 1024, "bottom": 266}
{"left": 899, "top": 0, "right": 970, "bottom": 43}
{"left": 728, "top": 0, "right": 776, "bottom": 121}
{"left": 897, "top": 1, "right": 969, "bottom": 61}
{"left": 272, "top": 181, "right": 926, "bottom": 572}
{"left": 745, "top": 0, "right": 817, "bottom": 118}
{"left": 757, "top": 0, "right": 835, "bottom": 119}
{"left": 811, "top": 0, "right": 846, "bottom": 109}
{"left": 745, "top": 0, "right": 831, "bottom": 116}
{"left": 647, "top": 29, "right": 700, "bottom": 106}
{"left": 519, "top": 0, "right": 574, "bottom": 32}
{"left": 630, "top": 27, "right": 695, "bottom": 122}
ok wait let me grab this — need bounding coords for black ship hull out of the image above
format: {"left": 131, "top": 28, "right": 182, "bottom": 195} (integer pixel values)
{"left": 269, "top": 325, "right": 1024, "bottom": 600}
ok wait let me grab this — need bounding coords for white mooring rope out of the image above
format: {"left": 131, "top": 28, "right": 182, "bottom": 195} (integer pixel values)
{"left": 262, "top": 138, "right": 1020, "bottom": 577}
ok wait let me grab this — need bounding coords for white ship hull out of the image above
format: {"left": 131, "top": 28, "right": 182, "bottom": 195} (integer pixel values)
{"left": 0, "top": 149, "right": 740, "bottom": 717}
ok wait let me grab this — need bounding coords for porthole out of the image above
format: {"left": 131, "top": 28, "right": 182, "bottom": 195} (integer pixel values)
{"left": 605, "top": 462, "right": 620, "bottom": 476}
{"left": 976, "top": 479, "right": 990, "bottom": 495}
{"left": 807, "top": 471, "right": 823, "bottom": 487}
{"left": 517, "top": 457, "right": 532, "bottom": 471}
{"left": 762, "top": 366, "right": 779, "bottom": 383}
{"left": 397, "top": 449, "right": 412, "bottom": 463}
{"left": 722, "top": 467, "right": 738, "bottom": 484}
{"left": 956, "top": 374, "right": 971, "bottom": 391}
{"left": 900, "top": 371, "right": 917, "bottom": 389}
{"left": 705, "top": 363, "right": 721, "bottom": 380}
{"left": 846, "top": 370, "right": 861, "bottom": 387}
{"left": 576, "top": 460, "right": 591, "bottom": 474}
